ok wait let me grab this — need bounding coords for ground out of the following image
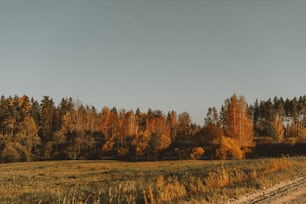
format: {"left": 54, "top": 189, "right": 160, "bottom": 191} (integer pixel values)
{"left": 0, "top": 157, "right": 305, "bottom": 203}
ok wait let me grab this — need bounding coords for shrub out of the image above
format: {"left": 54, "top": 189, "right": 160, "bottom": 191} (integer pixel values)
{"left": 0, "top": 142, "right": 20, "bottom": 162}
{"left": 215, "top": 136, "right": 243, "bottom": 160}
{"left": 144, "top": 175, "right": 187, "bottom": 203}
{"left": 190, "top": 147, "right": 205, "bottom": 160}
{"left": 204, "top": 166, "right": 229, "bottom": 189}
{"left": 117, "top": 147, "right": 130, "bottom": 159}
{"left": 187, "top": 176, "right": 205, "bottom": 194}
{"left": 266, "top": 157, "right": 294, "bottom": 173}
{"left": 102, "top": 140, "right": 114, "bottom": 152}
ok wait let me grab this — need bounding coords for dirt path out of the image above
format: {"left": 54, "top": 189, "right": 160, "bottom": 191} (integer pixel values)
{"left": 225, "top": 176, "right": 306, "bottom": 204}
{"left": 269, "top": 186, "right": 306, "bottom": 204}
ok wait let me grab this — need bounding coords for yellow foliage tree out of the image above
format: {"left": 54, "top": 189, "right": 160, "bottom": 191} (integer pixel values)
{"left": 271, "top": 115, "right": 284, "bottom": 142}
{"left": 223, "top": 95, "right": 254, "bottom": 149}
{"left": 131, "top": 130, "right": 151, "bottom": 156}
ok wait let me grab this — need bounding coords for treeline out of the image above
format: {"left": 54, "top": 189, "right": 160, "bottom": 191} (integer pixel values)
{"left": 0, "top": 94, "right": 305, "bottom": 163}
{"left": 252, "top": 96, "right": 306, "bottom": 143}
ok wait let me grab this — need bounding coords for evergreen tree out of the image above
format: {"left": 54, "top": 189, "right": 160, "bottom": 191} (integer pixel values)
{"left": 39, "top": 96, "right": 55, "bottom": 142}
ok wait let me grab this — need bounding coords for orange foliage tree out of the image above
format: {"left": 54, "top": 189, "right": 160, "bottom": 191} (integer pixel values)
{"left": 223, "top": 95, "right": 253, "bottom": 147}
{"left": 221, "top": 94, "right": 254, "bottom": 158}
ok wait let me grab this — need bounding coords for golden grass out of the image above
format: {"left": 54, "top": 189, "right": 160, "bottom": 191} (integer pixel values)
{"left": 0, "top": 157, "right": 305, "bottom": 203}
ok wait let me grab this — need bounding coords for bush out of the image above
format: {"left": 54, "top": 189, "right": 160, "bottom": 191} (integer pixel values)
{"left": 144, "top": 175, "right": 187, "bottom": 203}
{"left": 190, "top": 147, "right": 205, "bottom": 160}
{"left": 117, "top": 147, "right": 130, "bottom": 159}
{"left": 0, "top": 142, "right": 20, "bottom": 162}
{"left": 267, "top": 157, "right": 294, "bottom": 173}
{"left": 204, "top": 166, "right": 229, "bottom": 189}
{"left": 215, "top": 136, "right": 243, "bottom": 160}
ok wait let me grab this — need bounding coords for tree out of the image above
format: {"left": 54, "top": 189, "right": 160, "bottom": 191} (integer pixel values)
{"left": 145, "top": 132, "right": 162, "bottom": 160}
{"left": 166, "top": 111, "right": 178, "bottom": 141}
{"left": 87, "top": 106, "right": 99, "bottom": 137}
{"left": 17, "top": 115, "right": 41, "bottom": 158}
{"left": 123, "top": 111, "right": 137, "bottom": 137}
{"left": 18, "top": 95, "right": 31, "bottom": 120}
{"left": 39, "top": 96, "right": 55, "bottom": 141}
{"left": 0, "top": 96, "right": 12, "bottom": 137}
{"left": 271, "top": 115, "right": 284, "bottom": 142}
{"left": 205, "top": 107, "right": 219, "bottom": 126}
{"left": 131, "top": 130, "right": 151, "bottom": 157}
{"left": 222, "top": 95, "right": 254, "bottom": 157}
{"left": 176, "top": 112, "right": 192, "bottom": 142}
{"left": 39, "top": 96, "right": 57, "bottom": 159}
{"left": 30, "top": 98, "right": 40, "bottom": 125}
{"left": 197, "top": 124, "right": 223, "bottom": 146}
{"left": 99, "top": 106, "right": 111, "bottom": 137}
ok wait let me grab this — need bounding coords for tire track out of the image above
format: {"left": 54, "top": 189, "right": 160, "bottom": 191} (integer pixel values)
{"left": 225, "top": 176, "right": 306, "bottom": 204}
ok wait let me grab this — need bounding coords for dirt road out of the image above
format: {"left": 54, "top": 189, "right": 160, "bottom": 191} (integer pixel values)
{"left": 270, "top": 186, "right": 306, "bottom": 204}
{"left": 225, "top": 176, "right": 306, "bottom": 204}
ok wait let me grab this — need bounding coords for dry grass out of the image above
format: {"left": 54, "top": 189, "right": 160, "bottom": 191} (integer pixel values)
{"left": 0, "top": 157, "right": 305, "bottom": 203}
{"left": 266, "top": 157, "right": 295, "bottom": 173}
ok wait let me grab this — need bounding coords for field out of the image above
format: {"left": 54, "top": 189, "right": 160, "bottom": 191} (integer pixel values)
{"left": 0, "top": 157, "right": 305, "bottom": 204}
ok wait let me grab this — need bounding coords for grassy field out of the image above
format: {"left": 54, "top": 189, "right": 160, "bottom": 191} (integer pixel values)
{"left": 0, "top": 157, "right": 305, "bottom": 204}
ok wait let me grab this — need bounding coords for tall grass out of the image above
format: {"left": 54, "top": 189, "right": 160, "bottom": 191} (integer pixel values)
{"left": 266, "top": 156, "right": 295, "bottom": 173}
{"left": 0, "top": 157, "right": 305, "bottom": 203}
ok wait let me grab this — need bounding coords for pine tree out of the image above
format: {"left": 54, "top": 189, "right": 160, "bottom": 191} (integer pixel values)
{"left": 39, "top": 96, "right": 55, "bottom": 142}
{"left": 205, "top": 107, "right": 219, "bottom": 126}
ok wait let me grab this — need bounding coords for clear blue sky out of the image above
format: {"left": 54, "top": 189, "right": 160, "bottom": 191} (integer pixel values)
{"left": 1, "top": 0, "right": 306, "bottom": 124}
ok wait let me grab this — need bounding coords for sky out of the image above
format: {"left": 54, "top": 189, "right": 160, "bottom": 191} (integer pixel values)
{"left": 0, "top": 0, "right": 306, "bottom": 124}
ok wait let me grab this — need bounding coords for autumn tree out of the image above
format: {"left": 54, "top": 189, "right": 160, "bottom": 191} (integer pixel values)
{"left": 176, "top": 112, "right": 192, "bottom": 143}
{"left": 223, "top": 95, "right": 253, "bottom": 148}
{"left": 271, "top": 115, "right": 284, "bottom": 142}
{"left": 194, "top": 107, "right": 222, "bottom": 148}
{"left": 123, "top": 111, "right": 137, "bottom": 137}
{"left": 100, "top": 107, "right": 119, "bottom": 156}
{"left": 166, "top": 111, "right": 178, "bottom": 141}
{"left": 219, "top": 94, "right": 254, "bottom": 158}
{"left": 99, "top": 106, "right": 111, "bottom": 138}
{"left": 141, "top": 110, "right": 172, "bottom": 160}
{"left": 16, "top": 115, "right": 41, "bottom": 160}
{"left": 0, "top": 93, "right": 305, "bottom": 163}
{"left": 197, "top": 123, "right": 223, "bottom": 148}
{"left": 0, "top": 96, "right": 41, "bottom": 162}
